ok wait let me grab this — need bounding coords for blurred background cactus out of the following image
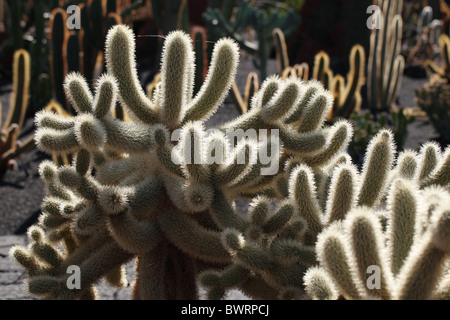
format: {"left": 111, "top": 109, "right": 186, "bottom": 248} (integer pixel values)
{"left": 203, "top": 0, "right": 301, "bottom": 80}
{"left": 0, "top": 49, "right": 35, "bottom": 173}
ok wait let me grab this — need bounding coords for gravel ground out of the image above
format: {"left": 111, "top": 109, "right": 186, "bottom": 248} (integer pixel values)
{"left": 0, "top": 57, "right": 442, "bottom": 300}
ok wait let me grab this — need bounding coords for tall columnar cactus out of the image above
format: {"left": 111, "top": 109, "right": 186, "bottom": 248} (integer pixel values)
{"left": 0, "top": 49, "right": 35, "bottom": 173}
{"left": 367, "top": 0, "right": 405, "bottom": 112}
{"left": 11, "top": 25, "right": 449, "bottom": 300}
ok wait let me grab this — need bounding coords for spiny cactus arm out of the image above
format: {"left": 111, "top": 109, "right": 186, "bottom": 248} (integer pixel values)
{"left": 238, "top": 275, "right": 279, "bottom": 300}
{"left": 10, "top": 246, "right": 47, "bottom": 277}
{"left": 105, "top": 25, "right": 158, "bottom": 124}
{"left": 64, "top": 73, "right": 94, "bottom": 114}
{"left": 199, "top": 265, "right": 251, "bottom": 300}
{"left": 261, "top": 199, "right": 297, "bottom": 236}
{"left": 260, "top": 78, "right": 303, "bottom": 122}
{"left": 93, "top": 74, "right": 119, "bottom": 119}
{"left": 303, "top": 266, "right": 339, "bottom": 300}
{"left": 395, "top": 199, "right": 450, "bottom": 300}
{"left": 302, "top": 121, "right": 353, "bottom": 167}
{"left": 315, "top": 224, "right": 364, "bottom": 299}
{"left": 345, "top": 208, "right": 394, "bottom": 300}
{"left": 181, "top": 38, "right": 239, "bottom": 124}
{"left": 269, "top": 239, "right": 316, "bottom": 267}
{"left": 289, "top": 164, "right": 323, "bottom": 244}
{"left": 209, "top": 189, "right": 249, "bottom": 232}
{"left": 336, "top": 45, "right": 366, "bottom": 118}
{"left": 226, "top": 138, "right": 281, "bottom": 191}
{"left": 386, "top": 178, "right": 420, "bottom": 275}
{"left": 395, "top": 150, "right": 418, "bottom": 180}
{"left": 61, "top": 241, "right": 132, "bottom": 299}
{"left": 219, "top": 76, "right": 280, "bottom": 132}
{"left": 277, "top": 127, "right": 326, "bottom": 155}
{"left": 283, "top": 80, "right": 323, "bottom": 125}
{"left": 295, "top": 89, "right": 333, "bottom": 133}
{"left": 421, "top": 146, "right": 450, "bottom": 188}
{"left": 178, "top": 122, "right": 211, "bottom": 184}
{"left": 35, "top": 127, "right": 81, "bottom": 154}
{"left": 27, "top": 226, "right": 64, "bottom": 269}
{"left": 38, "top": 161, "right": 75, "bottom": 201}
{"left": 157, "top": 209, "right": 232, "bottom": 264}
{"left": 357, "top": 129, "right": 396, "bottom": 207}
{"left": 416, "top": 142, "right": 442, "bottom": 182}
{"left": 159, "top": 31, "right": 193, "bottom": 130}
{"left": 100, "top": 116, "right": 155, "bottom": 153}
{"left": 58, "top": 166, "right": 102, "bottom": 202}
{"left": 221, "top": 228, "right": 274, "bottom": 272}
{"left": 212, "top": 138, "right": 252, "bottom": 185}
{"left": 105, "top": 212, "right": 162, "bottom": 254}
{"left": 324, "top": 163, "right": 359, "bottom": 225}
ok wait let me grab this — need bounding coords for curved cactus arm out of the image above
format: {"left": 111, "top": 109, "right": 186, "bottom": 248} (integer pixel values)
{"left": 386, "top": 178, "right": 421, "bottom": 275}
{"left": 181, "top": 38, "right": 239, "bottom": 123}
{"left": 324, "top": 163, "right": 359, "bottom": 225}
{"left": 199, "top": 264, "right": 250, "bottom": 300}
{"left": 315, "top": 224, "right": 364, "bottom": 299}
{"left": 64, "top": 73, "right": 94, "bottom": 114}
{"left": 395, "top": 150, "right": 419, "bottom": 180}
{"left": 157, "top": 209, "right": 232, "bottom": 264}
{"left": 105, "top": 25, "right": 159, "bottom": 124}
{"left": 260, "top": 78, "right": 303, "bottom": 122}
{"left": 415, "top": 142, "right": 442, "bottom": 183}
{"left": 284, "top": 80, "right": 323, "bottom": 125}
{"left": 159, "top": 31, "right": 193, "bottom": 130}
{"left": 209, "top": 189, "right": 249, "bottom": 232}
{"left": 421, "top": 146, "right": 450, "bottom": 188}
{"left": 303, "top": 266, "right": 339, "bottom": 300}
{"left": 357, "top": 129, "right": 396, "bottom": 207}
{"left": 395, "top": 199, "right": 450, "bottom": 300}
{"left": 344, "top": 208, "right": 394, "bottom": 299}
{"left": 302, "top": 121, "right": 353, "bottom": 167}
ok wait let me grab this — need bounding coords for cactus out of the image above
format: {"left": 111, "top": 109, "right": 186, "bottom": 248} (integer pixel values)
{"left": 203, "top": 0, "right": 301, "bottom": 80}
{"left": 417, "top": 34, "right": 450, "bottom": 144}
{"left": 415, "top": 76, "right": 450, "bottom": 143}
{"left": 0, "top": 49, "right": 35, "bottom": 173}
{"left": 309, "top": 182, "right": 450, "bottom": 300}
{"left": 367, "top": 0, "right": 405, "bottom": 112}
{"left": 273, "top": 27, "right": 366, "bottom": 121}
{"left": 11, "top": 25, "right": 450, "bottom": 300}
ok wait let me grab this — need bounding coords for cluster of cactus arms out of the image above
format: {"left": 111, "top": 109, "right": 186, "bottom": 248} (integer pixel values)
{"left": 272, "top": 27, "right": 366, "bottom": 121}
{"left": 10, "top": 25, "right": 450, "bottom": 300}
{"left": 367, "top": 0, "right": 405, "bottom": 113}
{"left": 305, "top": 140, "right": 450, "bottom": 300}
{"left": 0, "top": 49, "right": 35, "bottom": 173}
